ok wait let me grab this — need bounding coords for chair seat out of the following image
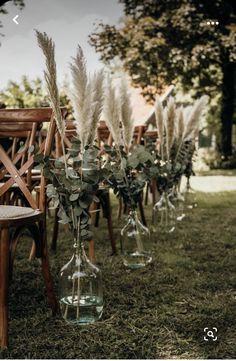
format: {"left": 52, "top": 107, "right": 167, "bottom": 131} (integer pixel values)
{"left": 0, "top": 205, "right": 37, "bottom": 220}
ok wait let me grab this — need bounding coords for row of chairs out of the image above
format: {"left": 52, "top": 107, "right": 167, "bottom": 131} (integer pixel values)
{"left": 0, "top": 107, "right": 158, "bottom": 349}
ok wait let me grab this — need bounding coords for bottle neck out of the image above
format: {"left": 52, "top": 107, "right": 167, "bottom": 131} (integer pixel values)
{"left": 128, "top": 210, "right": 143, "bottom": 229}
{"left": 128, "top": 209, "right": 138, "bottom": 219}
{"left": 73, "top": 230, "right": 83, "bottom": 256}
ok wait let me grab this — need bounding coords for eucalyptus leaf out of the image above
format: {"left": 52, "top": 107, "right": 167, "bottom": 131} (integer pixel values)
{"left": 69, "top": 193, "right": 79, "bottom": 201}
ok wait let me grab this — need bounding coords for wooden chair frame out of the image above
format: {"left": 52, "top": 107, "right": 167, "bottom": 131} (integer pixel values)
{"left": 0, "top": 108, "right": 63, "bottom": 349}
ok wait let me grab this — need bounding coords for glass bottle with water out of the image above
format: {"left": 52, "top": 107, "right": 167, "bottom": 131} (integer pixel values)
{"left": 152, "top": 191, "right": 176, "bottom": 234}
{"left": 120, "top": 210, "right": 152, "bottom": 269}
{"left": 59, "top": 241, "right": 103, "bottom": 325}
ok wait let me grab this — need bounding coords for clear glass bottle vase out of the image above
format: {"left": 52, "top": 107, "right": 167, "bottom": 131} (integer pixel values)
{"left": 183, "top": 177, "right": 198, "bottom": 209}
{"left": 120, "top": 210, "right": 152, "bottom": 269}
{"left": 169, "top": 186, "right": 185, "bottom": 222}
{"left": 152, "top": 191, "right": 176, "bottom": 233}
{"left": 59, "top": 236, "right": 103, "bottom": 325}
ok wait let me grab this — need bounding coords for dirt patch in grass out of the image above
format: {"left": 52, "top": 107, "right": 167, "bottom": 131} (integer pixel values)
{"left": 1, "top": 191, "right": 236, "bottom": 359}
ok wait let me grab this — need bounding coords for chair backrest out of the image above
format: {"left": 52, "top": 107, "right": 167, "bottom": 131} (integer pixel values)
{"left": 133, "top": 125, "right": 147, "bottom": 145}
{"left": 0, "top": 107, "right": 66, "bottom": 212}
{"left": 54, "top": 119, "right": 145, "bottom": 156}
{"left": 55, "top": 120, "right": 113, "bottom": 157}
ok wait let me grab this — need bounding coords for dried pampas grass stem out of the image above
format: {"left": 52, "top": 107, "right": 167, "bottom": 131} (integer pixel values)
{"left": 36, "top": 30, "right": 65, "bottom": 138}
{"left": 104, "top": 77, "right": 122, "bottom": 147}
{"left": 154, "top": 97, "right": 164, "bottom": 159}
{"left": 183, "top": 95, "right": 208, "bottom": 140}
{"left": 70, "top": 46, "right": 96, "bottom": 150}
{"left": 87, "top": 69, "right": 104, "bottom": 145}
{"left": 36, "top": 30, "right": 67, "bottom": 170}
{"left": 165, "top": 97, "right": 176, "bottom": 161}
{"left": 120, "top": 78, "right": 134, "bottom": 150}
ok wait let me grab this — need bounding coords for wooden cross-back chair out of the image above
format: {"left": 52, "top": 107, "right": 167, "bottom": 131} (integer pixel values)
{"left": 0, "top": 118, "right": 42, "bottom": 206}
{"left": 0, "top": 108, "right": 60, "bottom": 349}
{"left": 51, "top": 119, "right": 117, "bottom": 259}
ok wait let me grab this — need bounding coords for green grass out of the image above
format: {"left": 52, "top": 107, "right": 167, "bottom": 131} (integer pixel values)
{"left": 1, "top": 191, "right": 236, "bottom": 359}
{"left": 196, "top": 169, "right": 236, "bottom": 176}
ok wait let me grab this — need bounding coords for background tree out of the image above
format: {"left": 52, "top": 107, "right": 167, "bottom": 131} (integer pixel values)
{"left": 89, "top": 0, "right": 236, "bottom": 159}
{"left": 0, "top": 75, "right": 71, "bottom": 110}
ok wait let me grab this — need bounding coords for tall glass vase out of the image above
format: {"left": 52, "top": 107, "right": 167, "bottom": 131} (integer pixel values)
{"left": 59, "top": 235, "right": 103, "bottom": 324}
{"left": 120, "top": 210, "right": 152, "bottom": 269}
{"left": 152, "top": 191, "right": 176, "bottom": 233}
{"left": 183, "top": 177, "right": 198, "bottom": 209}
{"left": 169, "top": 186, "right": 185, "bottom": 222}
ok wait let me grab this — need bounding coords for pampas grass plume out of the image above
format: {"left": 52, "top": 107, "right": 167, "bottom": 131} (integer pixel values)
{"left": 36, "top": 30, "right": 65, "bottom": 138}
{"left": 70, "top": 46, "right": 96, "bottom": 150}
{"left": 120, "top": 78, "right": 134, "bottom": 149}
{"left": 184, "top": 95, "right": 208, "bottom": 140}
{"left": 164, "top": 96, "right": 176, "bottom": 160}
{"left": 154, "top": 96, "right": 164, "bottom": 154}
{"left": 87, "top": 69, "right": 105, "bottom": 145}
{"left": 104, "top": 77, "right": 122, "bottom": 147}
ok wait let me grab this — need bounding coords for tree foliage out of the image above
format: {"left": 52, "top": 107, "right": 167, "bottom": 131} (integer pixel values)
{"left": 90, "top": 0, "right": 235, "bottom": 99}
{"left": 89, "top": 0, "right": 236, "bottom": 157}
{"left": 0, "top": 75, "right": 71, "bottom": 109}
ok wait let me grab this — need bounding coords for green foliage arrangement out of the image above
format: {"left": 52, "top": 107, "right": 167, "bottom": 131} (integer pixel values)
{"left": 35, "top": 141, "right": 103, "bottom": 242}
{"left": 104, "top": 143, "right": 154, "bottom": 209}
{"left": 36, "top": 31, "right": 105, "bottom": 243}
{"left": 103, "top": 76, "right": 155, "bottom": 210}
{"left": 151, "top": 95, "right": 207, "bottom": 193}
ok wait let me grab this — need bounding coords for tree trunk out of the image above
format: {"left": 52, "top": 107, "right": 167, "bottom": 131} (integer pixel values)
{"left": 221, "top": 62, "right": 235, "bottom": 158}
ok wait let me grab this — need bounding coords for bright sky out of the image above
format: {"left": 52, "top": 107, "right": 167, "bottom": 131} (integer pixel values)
{"left": 0, "top": 0, "right": 123, "bottom": 90}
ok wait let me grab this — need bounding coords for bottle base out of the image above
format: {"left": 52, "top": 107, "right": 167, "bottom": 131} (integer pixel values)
{"left": 60, "top": 296, "right": 103, "bottom": 325}
{"left": 122, "top": 252, "right": 152, "bottom": 269}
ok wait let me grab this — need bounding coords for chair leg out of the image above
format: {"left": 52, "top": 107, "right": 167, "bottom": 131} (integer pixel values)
{"left": 94, "top": 205, "right": 100, "bottom": 227}
{"left": 9, "top": 226, "right": 23, "bottom": 280}
{"left": 138, "top": 196, "right": 147, "bottom": 227}
{"left": 151, "top": 179, "right": 158, "bottom": 206}
{"left": 51, "top": 208, "right": 59, "bottom": 252}
{"left": 0, "top": 227, "right": 10, "bottom": 350}
{"left": 39, "top": 220, "right": 58, "bottom": 315}
{"left": 145, "top": 183, "right": 149, "bottom": 206}
{"left": 117, "top": 197, "right": 122, "bottom": 219}
{"left": 27, "top": 223, "right": 42, "bottom": 260}
{"left": 89, "top": 239, "right": 95, "bottom": 264}
{"left": 105, "top": 192, "right": 117, "bottom": 255}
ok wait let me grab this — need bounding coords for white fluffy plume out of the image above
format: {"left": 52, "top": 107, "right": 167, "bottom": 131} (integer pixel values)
{"left": 120, "top": 78, "right": 134, "bottom": 149}
{"left": 175, "top": 106, "right": 185, "bottom": 143}
{"left": 87, "top": 69, "right": 105, "bottom": 145}
{"left": 70, "top": 45, "right": 97, "bottom": 150}
{"left": 183, "top": 95, "right": 208, "bottom": 140}
{"left": 154, "top": 96, "right": 164, "bottom": 156}
{"left": 103, "top": 77, "right": 122, "bottom": 147}
{"left": 164, "top": 97, "right": 176, "bottom": 160}
{"left": 36, "top": 30, "right": 65, "bottom": 138}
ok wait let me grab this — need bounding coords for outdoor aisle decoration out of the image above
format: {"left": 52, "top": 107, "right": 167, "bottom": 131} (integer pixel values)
{"left": 36, "top": 31, "right": 105, "bottom": 324}
{"left": 103, "top": 77, "right": 155, "bottom": 269}
{"left": 151, "top": 95, "right": 207, "bottom": 234}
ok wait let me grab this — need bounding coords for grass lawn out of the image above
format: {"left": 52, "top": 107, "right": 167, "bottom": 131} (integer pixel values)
{"left": 1, "top": 191, "right": 236, "bottom": 359}
{"left": 196, "top": 169, "right": 236, "bottom": 177}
